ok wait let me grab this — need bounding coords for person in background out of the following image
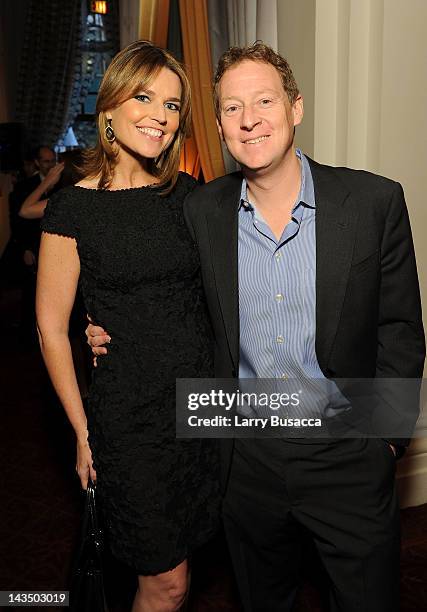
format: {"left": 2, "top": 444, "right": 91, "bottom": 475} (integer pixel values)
{"left": 36, "top": 41, "right": 220, "bottom": 612}
{"left": 19, "top": 150, "right": 83, "bottom": 219}
{"left": 9, "top": 146, "right": 63, "bottom": 342}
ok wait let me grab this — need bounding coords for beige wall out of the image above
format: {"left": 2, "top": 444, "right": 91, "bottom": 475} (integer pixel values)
{"left": 279, "top": 0, "right": 427, "bottom": 507}
{"left": 378, "top": 0, "right": 427, "bottom": 507}
{"left": 379, "top": 0, "right": 427, "bottom": 323}
{"left": 277, "top": 0, "right": 316, "bottom": 157}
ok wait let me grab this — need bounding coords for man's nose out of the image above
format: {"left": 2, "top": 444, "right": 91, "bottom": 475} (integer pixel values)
{"left": 240, "top": 105, "right": 261, "bottom": 131}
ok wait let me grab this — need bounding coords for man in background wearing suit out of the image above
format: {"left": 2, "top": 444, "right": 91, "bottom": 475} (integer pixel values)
{"left": 87, "top": 43, "right": 425, "bottom": 611}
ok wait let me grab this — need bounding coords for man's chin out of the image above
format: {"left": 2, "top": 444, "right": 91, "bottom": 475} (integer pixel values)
{"left": 239, "top": 160, "right": 273, "bottom": 175}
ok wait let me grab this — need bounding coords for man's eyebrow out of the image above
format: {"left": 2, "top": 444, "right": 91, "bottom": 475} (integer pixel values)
{"left": 221, "top": 89, "right": 281, "bottom": 101}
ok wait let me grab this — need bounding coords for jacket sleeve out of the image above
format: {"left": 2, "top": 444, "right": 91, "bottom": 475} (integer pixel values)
{"left": 374, "top": 182, "right": 425, "bottom": 450}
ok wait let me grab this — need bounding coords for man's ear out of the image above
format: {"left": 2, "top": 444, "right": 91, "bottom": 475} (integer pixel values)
{"left": 216, "top": 118, "right": 224, "bottom": 141}
{"left": 292, "top": 95, "right": 304, "bottom": 127}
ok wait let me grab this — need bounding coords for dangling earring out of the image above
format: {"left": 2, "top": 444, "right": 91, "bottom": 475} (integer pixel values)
{"left": 105, "top": 119, "right": 116, "bottom": 143}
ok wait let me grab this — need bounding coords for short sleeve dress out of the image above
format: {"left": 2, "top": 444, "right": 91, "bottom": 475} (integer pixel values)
{"left": 41, "top": 172, "right": 220, "bottom": 574}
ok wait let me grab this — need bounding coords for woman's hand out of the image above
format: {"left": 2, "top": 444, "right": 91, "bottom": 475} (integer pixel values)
{"left": 86, "top": 320, "right": 111, "bottom": 356}
{"left": 86, "top": 317, "right": 111, "bottom": 367}
{"left": 76, "top": 437, "right": 97, "bottom": 490}
{"left": 41, "top": 162, "right": 64, "bottom": 192}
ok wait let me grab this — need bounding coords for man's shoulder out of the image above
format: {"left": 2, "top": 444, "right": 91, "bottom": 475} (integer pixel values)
{"left": 20, "top": 174, "right": 41, "bottom": 188}
{"left": 13, "top": 174, "right": 41, "bottom": 193}
{"left": 10, "top": 174, "right": 41, "bottom": 203}
{"left": 186, "top": 171, "right": 243, "bottom": 205}
{"left": 307, "top": 157, "right": 399, "bottom": 195}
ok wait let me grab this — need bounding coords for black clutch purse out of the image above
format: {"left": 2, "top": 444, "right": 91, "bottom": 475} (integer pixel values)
{"left": 70, "top": 479, "right": 109, "bottom": 612}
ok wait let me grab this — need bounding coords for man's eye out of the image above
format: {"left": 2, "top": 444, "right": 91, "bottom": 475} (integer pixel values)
{"left": 224, "top": 105, "right": 239, "bottom": 115}
{"left": 135, "top": 94, "right": 150, "bottom": 103}
{"left": 165, "top": 102, "right": 180, "bottom": 111}
{"left": 259, "top": 98, "right": 273, "bottom": 106}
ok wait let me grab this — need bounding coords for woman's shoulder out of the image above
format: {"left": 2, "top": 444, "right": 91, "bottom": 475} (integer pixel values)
{"left": 177, "top": 171, "right": 197, "bottom": 187}
{"left": 173, "top": 172, "right": 198, "bottom": 198}
{"left": 41, "top": 178, "right": 99, "bottom": 235}
{"left": 74, "top": 177, "right": 99, "bottom": 189}
{"left": 46, "top": 182, "right": 94, "bottom": 210}
{"left": 41, "top": 185, "right": 83, "bottom": 238}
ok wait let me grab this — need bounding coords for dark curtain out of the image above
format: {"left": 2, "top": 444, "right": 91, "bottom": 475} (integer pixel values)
{"left": 167, "top": 0, "right": 183, "bottom": 60}
{"left": 16, "top": 0, "right": 83, "bottom": 148}
{"left": 0, "top": 0, "right": 31, "bottom": 123}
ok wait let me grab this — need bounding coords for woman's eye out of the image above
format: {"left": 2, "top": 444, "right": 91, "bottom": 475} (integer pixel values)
{"left": 165, "top": 102, "right": 180, "bottom": 111}
{"left": 135, "top": 94, "right": 150, "bottom": 103}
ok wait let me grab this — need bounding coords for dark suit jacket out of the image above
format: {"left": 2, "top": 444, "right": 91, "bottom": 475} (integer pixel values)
{"left": 184, "top": 157, "right": 425, "bottom": 488}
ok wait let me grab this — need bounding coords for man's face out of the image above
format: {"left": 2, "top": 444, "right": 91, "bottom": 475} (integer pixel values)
{"left": 217, "top": 60, "right": 303, "bottom": 175}
{"left": 36, "top": 147, "right": 56, "bottom": 177}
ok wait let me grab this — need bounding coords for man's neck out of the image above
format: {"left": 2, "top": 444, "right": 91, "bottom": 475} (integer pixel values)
{"left": 244, "top": 149, "right": 301, "bottom": 214}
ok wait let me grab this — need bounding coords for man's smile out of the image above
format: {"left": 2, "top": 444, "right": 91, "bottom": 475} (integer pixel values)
{"left": 242, "top": 135, "right": 271, "bottom": 144}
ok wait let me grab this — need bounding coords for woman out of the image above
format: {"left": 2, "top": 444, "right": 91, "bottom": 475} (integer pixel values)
{"left": 36, "top": 41, "right": 220, "bottom": 612}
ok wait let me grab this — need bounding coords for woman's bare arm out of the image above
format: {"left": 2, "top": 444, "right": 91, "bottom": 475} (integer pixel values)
{"left": 19, "top": 163, "right": 64, "bottom": 219}
{"left": 19, "top": 195, "right": 48, "bottom": 219}
{"left": 36, "top": 231, "right": 96, "bottom": 488}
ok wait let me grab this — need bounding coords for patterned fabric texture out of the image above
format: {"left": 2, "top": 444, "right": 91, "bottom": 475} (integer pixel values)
{"left": 16, "top": 0, "right": 82, "bottom": 148}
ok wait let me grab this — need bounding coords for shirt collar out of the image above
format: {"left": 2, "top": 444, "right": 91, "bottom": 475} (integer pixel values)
{"left": 239, "top": 148, "right": 316, "bottom": 211}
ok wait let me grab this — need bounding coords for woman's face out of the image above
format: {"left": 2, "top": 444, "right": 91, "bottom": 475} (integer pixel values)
{"left": 107, "top": 67, "right": 182, "bottom": 161}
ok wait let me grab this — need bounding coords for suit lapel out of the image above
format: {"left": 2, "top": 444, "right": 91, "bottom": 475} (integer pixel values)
{"left": 206, "top": 174, "right": 241, "bottom": 370}
{"left": 308, "top": 158, "right": 359, "bottom": 372}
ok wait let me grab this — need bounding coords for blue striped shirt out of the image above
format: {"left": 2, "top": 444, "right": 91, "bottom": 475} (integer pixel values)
{"left": 238, "top": 149, "right": 325, "bottom": 383}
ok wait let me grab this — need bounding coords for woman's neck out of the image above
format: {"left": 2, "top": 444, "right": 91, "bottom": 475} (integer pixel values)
{"left": 111, "top": 150, "right": 156, "bottom": 189}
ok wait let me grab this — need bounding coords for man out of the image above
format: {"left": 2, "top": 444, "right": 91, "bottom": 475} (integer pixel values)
{"left": 9, "top": 146, "right": 61, "bottom": 339}
{"left": 87, "top": 44, "right": 425, "bottom": 611}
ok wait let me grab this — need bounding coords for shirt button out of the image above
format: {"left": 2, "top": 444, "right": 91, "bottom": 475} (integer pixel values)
{"left": 281, "top": 373, "right": 288, "bottom": 379}
{"left": 275, "top": 293, "right": 284, "bottom": 302}
{"left": 275, "top": 252, "right": 281, "bottom": 260}
{"left": 276, "top": 335, "right": 284, "bottom": 344}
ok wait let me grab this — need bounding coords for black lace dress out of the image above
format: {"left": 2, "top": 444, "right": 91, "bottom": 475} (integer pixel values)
{"left": 41, "top": 173, "right": 220, "bottom": 574}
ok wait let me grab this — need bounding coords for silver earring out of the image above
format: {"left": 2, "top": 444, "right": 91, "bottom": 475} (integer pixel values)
{"left": 105, "top": 119, "right": 115, "bottom": 143}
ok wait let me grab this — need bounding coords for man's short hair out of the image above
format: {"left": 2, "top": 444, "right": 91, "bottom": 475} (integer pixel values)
{"left": 34, "top": 146, "right": 54, "bottom": 160}
{"left": 213, "top": 42, "right": 299, "bottom": 120}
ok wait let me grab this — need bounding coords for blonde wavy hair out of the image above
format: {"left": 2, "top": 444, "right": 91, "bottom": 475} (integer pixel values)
{"left": 80, "top": 40, "right": 191, "bottom": 194}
